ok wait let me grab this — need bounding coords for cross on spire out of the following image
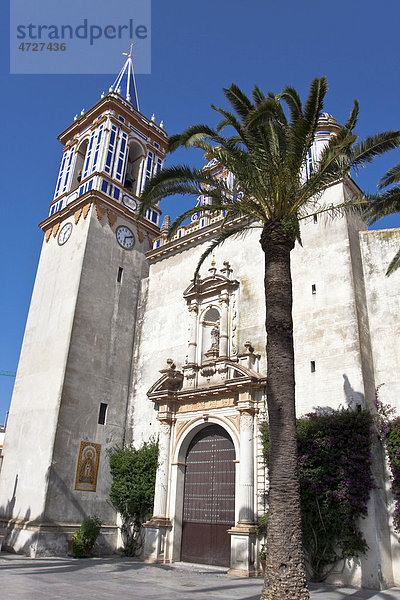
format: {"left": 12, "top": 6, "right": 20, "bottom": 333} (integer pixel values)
{"left": 111, "top": 45, "right": 139, "bottom": 111}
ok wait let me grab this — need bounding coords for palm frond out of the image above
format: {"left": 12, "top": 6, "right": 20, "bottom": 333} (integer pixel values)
{"left": 297, "top": 197, "right": 369, "bottom": 223}
{"left": 365, "top": 186, "right": 400, "bottom": 224}
{"left": 343, "top": 100, "right": 359, "bottom": 132}
{"left": 168, "top": 124, "right": 227, "bottom": 152}
{"left": 223, "top": 83, "right": 253, "bottom": 120}
{"left": 252, "top": 85, "right": 266, "bottom": 105}
{"left": 212, "top": 104, "right": 246, "bottom": 138}
{"left": 302, "top": 77, "right": 327, "bottom": 131}
{"left": 193, "top": 224, "right": 252, "bottom": 280}
{"left": 349, "top": 130, "right": 400, "bottom": 169}
{"left": 287, "top": 77, "right": 327, "bottom": 174}
{"left": 297, "top": 133, "right": 357, "bottom": 203}
{"left": 139, "top": 165, "right": 225, "bottom": 214}
{"left": 279, "top": 86, "right": 303, "bottom": 123}
{"left": 245, "top": 97, "right": 283, "bottom": 130}
{"left": 386, "top": 247, "right": 400, "bottom": 276}
{"left": 378, "top": 163, "right": 400, "bottom": 190}
{"left": 138, "top": 77, "right": 399, "bottom": 284}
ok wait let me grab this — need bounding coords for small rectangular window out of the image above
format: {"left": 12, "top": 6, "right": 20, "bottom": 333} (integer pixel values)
{"left": 117, "top": 267, "right": 123, "bottom": 283}
{"left": 98, "top": 403, "right": 108, "bottom": 425}
{"left": 313, "top": 214, "right": 318, "bottom": 224}
{"left": 311, "top": 284, "right": 316, "bottom": 294}
{"left": 310, "top": 361, "right": 316, "bottom": 373}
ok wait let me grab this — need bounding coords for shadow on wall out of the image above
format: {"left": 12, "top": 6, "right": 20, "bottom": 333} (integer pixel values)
{"left": 45, "top": 464, "right": 88, "bottom": 521}
{"left": 310, "top": 373, "right": 366, "bottom": 416}
{"left": 0, "top": 473, "right": 35, "bottom": 555}
{"left": 342, "top": 374, "right": 366, "bottom": 411}
{"left": 0, "top": 464, "right": 111, "bottom": 557}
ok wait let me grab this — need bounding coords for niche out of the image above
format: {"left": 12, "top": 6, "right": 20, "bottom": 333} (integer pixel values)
{"left": 201, "top": 306, "right": 220, "bottom": 362}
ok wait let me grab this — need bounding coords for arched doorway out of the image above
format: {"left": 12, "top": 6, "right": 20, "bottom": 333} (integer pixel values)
{"left": 181, "top": 424, "right": 235, "bottom": 566}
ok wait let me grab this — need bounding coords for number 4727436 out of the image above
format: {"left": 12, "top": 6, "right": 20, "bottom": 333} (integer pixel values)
{"left": 18, "top": 42, "right": 66, "bottom": 51}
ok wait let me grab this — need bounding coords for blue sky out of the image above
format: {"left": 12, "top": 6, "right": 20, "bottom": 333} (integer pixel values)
{"left": 1, "top": 0, "right": 399, "bottom": 424}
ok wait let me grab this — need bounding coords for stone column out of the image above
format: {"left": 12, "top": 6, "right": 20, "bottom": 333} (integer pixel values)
{"left": 219, "top": 293, "right": 229, "bottom": 357}
{"left": 187, "top": 303, "right": 198, "bottom": 365}
{"left": 143, "top": 418, "right": 173, "bottom": 563}
{"left": 153, "top": 420, "right": 172, "bottom": 518}
{"left": 238, "top": 411, "right": 255, "bottom": 524}
{"left": 228, "top": 409, "right": 257, "bottom": 576}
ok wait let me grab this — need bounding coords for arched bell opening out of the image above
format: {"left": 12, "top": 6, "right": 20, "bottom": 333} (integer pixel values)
{"left": 123, "top": 140, "right": 145, "bottom": 195}
{"left": 70, "top": 139, "right": 89, "bottom": 190}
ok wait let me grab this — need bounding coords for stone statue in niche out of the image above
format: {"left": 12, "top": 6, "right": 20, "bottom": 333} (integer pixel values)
{"left": 205, "top": 323, "right": 220, "bottom": 359}
{"left": 210, "top": 323, "right": 220, "bottom": 351}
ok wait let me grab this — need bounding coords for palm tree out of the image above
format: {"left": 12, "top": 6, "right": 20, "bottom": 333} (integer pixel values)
{"left": 366, "top": 164, "right": 400, "bottom": 275}
{"left": 139, "top": 78, "right": 400, "bottom": 600}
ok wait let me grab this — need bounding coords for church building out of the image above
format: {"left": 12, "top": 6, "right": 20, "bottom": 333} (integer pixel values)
{"left": 0, "top": 55, "right": 400, "bottom": 589}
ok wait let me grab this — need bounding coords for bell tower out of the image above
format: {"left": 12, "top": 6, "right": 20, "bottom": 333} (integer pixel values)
{"left": 0, "top": 53, "right": 167, "bottom": 556}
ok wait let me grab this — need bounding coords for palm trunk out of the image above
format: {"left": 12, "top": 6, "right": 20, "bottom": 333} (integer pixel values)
{"left": 260, "top": 224, "right": 309, "bottom": 600}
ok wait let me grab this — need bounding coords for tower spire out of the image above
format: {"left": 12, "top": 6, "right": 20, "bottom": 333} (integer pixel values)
{"left": 112, "top": 44, "right": 140, "bottom": 111}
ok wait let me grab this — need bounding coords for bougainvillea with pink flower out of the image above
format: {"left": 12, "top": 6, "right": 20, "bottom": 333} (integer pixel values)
{"left": 261, "top": 408, "right": 374, "bottom": 581}
{"left": 374, "top": 386, "right": 400, "bottom": 533}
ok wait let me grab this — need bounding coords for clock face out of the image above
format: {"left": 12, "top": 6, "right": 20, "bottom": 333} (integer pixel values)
{"left": 58, "top": 222, "right": 72, "bottom": 246}
{"left": 116, "top": 226, "right": 135, "bottom": 250}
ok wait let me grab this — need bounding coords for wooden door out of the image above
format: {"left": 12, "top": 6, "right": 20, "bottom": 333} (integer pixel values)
{"left": 181, "top": 425, "right": 235, "bottom": 566}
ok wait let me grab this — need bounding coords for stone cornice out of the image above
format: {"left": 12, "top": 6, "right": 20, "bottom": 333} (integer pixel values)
{"left": 146, "top": 216, "right": 250, "bottom": 263}
{"left": 148, "top": 361, "right": 266, "bottom": 404}
{"left": 39, "top": 190, "right": 160, "bottom": 237}
{"left": 146, "top": 177, "right": 367, "bottom": 263}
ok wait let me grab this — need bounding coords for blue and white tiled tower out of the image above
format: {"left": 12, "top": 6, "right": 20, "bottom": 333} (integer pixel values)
{"left": 0, "top": 54, "right": 166, "bottom": 556}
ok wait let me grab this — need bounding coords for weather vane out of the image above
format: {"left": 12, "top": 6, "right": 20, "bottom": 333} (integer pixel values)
{"left": 123, "top": 43, "right": 136, "bottom": 59}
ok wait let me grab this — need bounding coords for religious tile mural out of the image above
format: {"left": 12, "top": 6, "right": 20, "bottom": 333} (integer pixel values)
{"left": 74, "top": 441, "right": 101, "bottom": 492}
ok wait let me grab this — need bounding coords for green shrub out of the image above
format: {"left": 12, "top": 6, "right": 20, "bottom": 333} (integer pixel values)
{"left": 71, "top": 531, "right": 87, "bottom": 558}
{"left": 108, "top": 440, "right": 158, "bottom": 555}
{"left": 71, "top": 516, "right": 102, "bottom": 558}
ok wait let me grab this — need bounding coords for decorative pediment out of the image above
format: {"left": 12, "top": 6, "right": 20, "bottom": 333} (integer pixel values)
{"left": 183, "top": 261, "right": 239, "bottom": 301}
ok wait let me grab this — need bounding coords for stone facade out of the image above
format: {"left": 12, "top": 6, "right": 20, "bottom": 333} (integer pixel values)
{"left": 131, "top": 199, "right": 400, "bottom": 586}
{"left": 0, "top": 66, "right": 400, "bottom": 589}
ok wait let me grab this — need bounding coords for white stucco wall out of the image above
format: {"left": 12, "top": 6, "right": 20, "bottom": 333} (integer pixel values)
{"left": 0, "top": 212, "right": 90, "bottom": 522}
{"left": 0, "top": 204, "right": 153, "bottom": 554}
{"left": 360, "top": 228, "right": 400, "bottom": 585}
{"left": 130, "top": 182, "right": 372, "bottom": 444}
{"left": 360, "top": 229, "right": 400, "bottom": 409}
{"left": 43, "top": 207, "right": 151, "bottom": 528}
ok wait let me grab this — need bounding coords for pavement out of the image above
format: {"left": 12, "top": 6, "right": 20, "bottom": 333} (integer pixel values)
{"left": 1, "top": 553, "right": 400, "bottom": 600}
